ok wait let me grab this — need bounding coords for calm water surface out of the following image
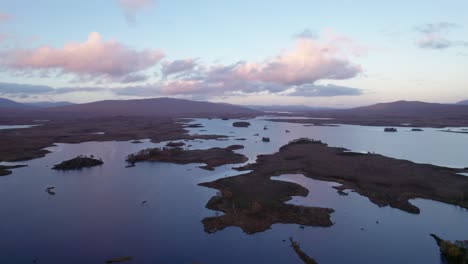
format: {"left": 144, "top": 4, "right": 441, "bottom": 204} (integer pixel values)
{"left": 0, "top": 117, "right": 467, "bottom": 264}
{"left": 0, "top": 124, "right": 38, "bottom": 130}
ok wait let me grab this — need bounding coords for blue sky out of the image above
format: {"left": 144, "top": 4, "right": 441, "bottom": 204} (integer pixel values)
{"left": 0, "top": 0, "right": 467, "bottom": 106}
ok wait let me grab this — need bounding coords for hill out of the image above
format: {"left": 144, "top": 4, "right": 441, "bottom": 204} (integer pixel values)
{"left": 246, "top": 105, "right": 336, "bottom": 113}
{"left": 338, "top": 101, "right": 468, "bottom": 117}
{"left": 457, "top": 100, "right": 468, "bottom": 105}
{"left": 40, "top": 97, "right": 259, "bottom": 118}
{"left": 0, "top": 98, "right": 33, "bottom": 109}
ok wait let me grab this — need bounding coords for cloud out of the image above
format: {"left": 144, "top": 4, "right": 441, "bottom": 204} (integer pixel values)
{"left": 414, "top": 22, "right": 460, "bottom": 34}
{"left": 417, "top": 34, "right": 452, "bottom": 49}
{"left": 117, "top": 0, "right": 154, "bottom": 23}
{"left": 0, "top": 82, "right": 106, "bottom": 97}
{"left": 0, "top": 82, "right": 54, "bottom": 94}
{"left": 294, "top": 29, "right": 317, "bottom": 39}
{"left": 1, "top": 30, "right": 365, "bottom": 100}
{"left": 161, "top": 59, "right": 197, "bottom": 77}
{"left": 288, "top": 84, "right": 363, "bottom": 97}
{"left": 1, "top": 32, "right": 164, "bottom": 82}
{"left": 414, "top": 22, "right": 466, "bottom": 50}
{"left": 158, "top": 36, "right": 363, "bottom": 97}
{"left": 0, "top": 13, "right": 13, "bottom": 23}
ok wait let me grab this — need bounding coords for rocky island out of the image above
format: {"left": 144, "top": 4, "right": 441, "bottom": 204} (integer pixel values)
{"left": 126, "top": 145, "right": 248, "bottom": 171}
{"left": 232, "top": 121, "right": 251, "bottom": 127}
{"left": 199, "top": 138, "right": 468, "bottom": 233}
{"left": 52, "top": 155, "right": 104, "bottom": 170}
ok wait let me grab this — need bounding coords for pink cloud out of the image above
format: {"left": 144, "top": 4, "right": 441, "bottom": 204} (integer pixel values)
{"left": 1, "top": 32, "right": 164, "bottom": 82}
{"left": 117, "top": 0, "right": 154, "bottom": 23}
{"left": 0, "top": 13, "right": 13, "bottom": 23}
{"left": 225, "top": 38, "right": 362, "bottom": 85}
{"left": 159, "top": 35, "right": 363, "bottom": 96}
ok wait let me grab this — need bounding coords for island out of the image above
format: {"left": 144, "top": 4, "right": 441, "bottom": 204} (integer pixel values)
{"left": 165, "top": 141, "right": 185, "bottom": 147}
{"left": 126, "top": 145, "right": 248, "bottom": 171}
{"left": 199, "top": 138, "right": 468, "bottom": 233}
{"left": 232, "top": 121, "right": 251, "bottom": 127}
{"left": 52, "top": 155, "right": 104, "bottom": 170}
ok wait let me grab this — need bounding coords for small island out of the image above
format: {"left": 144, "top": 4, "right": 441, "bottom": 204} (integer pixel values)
{"left": 52, "top": 155, "right": 104, "bottom": 170}
{"left": 384, "top": 127, "right": 397, "bottom": 132}
{"left": 126, "top": 145, "right": 248, "bottom": 171}
{"left": 232, "top": 121, "right": 251, "bottom": 128}
{"left": 165, "top": 141, "right": 185, "bottom": 147}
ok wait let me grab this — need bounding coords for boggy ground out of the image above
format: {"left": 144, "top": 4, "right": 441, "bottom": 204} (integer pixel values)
{"left": 431, "top": 234, "right": 468, "bottom": 264}
{"left": 0, "top": 116, "right": 226, "bottom": 162}
{"left": 266, "top": 115, "right": 468, "bottom": 128}
{"left": 200, "top": 138, "right": 468, "bottom": 234}
{"left": 126, "top": 145, "right": 248, "bottom": 171}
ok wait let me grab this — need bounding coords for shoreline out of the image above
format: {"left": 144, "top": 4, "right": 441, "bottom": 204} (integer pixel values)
{"left": 199, "top": 138, "right": 468, "bottom": 233}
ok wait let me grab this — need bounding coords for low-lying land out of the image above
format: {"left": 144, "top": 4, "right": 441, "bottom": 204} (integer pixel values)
{"left": 200, "top": 138, "right": 468, "bottom": 233}
{"left": 0, "top": 116, "right": 226, "bottom": 162}
{"left": 126, "top": 145, "right": 248, "bottom": 171}
{"left": 53, "top": 155, "right": 103, "bottom": 170}
{"left": 289, "top": 238, "right": 318, "bottom": 264}
{"left": 0, "top": 165, "right": 27, "bottom": 176}
{"left": 431, "top": 234, "right": 468, "bottom": 264}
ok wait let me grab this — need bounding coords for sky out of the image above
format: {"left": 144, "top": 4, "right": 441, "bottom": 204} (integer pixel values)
{"left": 0, "top": 0, "right": 467, "bottom": 107}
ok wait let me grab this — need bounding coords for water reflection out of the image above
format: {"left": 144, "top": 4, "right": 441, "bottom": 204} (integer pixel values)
{"left": 0, "top": 116, "right": 466, "bottom": 263}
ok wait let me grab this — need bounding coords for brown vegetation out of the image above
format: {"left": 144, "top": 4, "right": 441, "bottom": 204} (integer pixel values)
{"left": 0, "top": 116, "right": 226, "bottom": 162}
{"left": 199, "top": 138, "right": 468, "bottom": 233}
{"left": 52, "top": 155, "right": 103, "bottom": 170}
{"left": 126, "top": 145, "right": 248, "bottom": 171}
{"left": 431, "top": 234, "right": 468, "bottom": 264}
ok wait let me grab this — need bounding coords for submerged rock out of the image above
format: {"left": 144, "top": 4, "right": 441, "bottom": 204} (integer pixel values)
{"left": 289, "top": 238, "right": 318, "bottom": 264}
{"left": 262, "top": 137, "right": 270, "bottom": 142}
{"left": 52, "top": 155, "right": 103, "bottom": 170}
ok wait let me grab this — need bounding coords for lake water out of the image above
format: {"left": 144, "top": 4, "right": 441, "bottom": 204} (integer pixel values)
{"left": 0, "top": 116, "right": 467, "bottom": 264}
{"left": 0, "top": 124, "right": 38, "bottom": 130}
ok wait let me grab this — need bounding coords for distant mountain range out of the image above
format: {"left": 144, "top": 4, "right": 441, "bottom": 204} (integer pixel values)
{"left": 321, "top": 100, "right": 468, "bottom": 118}
{"left": 0, "top": 98, "right": 73, "bottom": 109}
{"left": 0, "top": 97, "right": 258, "bottom": 118}
{"left": 2, "top": 97, "right": 468, "bottom": 119}
{"left": 245, "top": 105, "right": 336, "bottom": 112}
